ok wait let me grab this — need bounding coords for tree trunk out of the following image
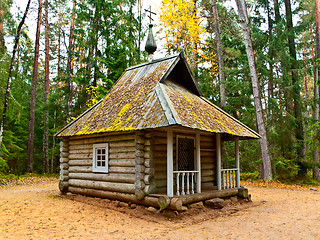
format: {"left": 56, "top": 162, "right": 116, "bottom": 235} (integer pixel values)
{"left": 66, "top": 0, "right": 76, "bottom": 122}
{"left": 266, "top": 0, "right": 274, "bottom": 117}
{"left": 284, "top": 0, "right": 305, "bottom": 177}
{"left": 0, "top": 0, "right": 32, "bottom": 151}
{"left": 27, "top": 0, "right": 43, "bottom": 172}
{"left": 43, "top": 0, "right": 50, "bottom": 173}
{"left": 235, "top": 0, "right": 272, "bottom": 181}
{"left": 314, "top": 0, "right": 320, "bottom": 180}
{"left": 211, "top": 0, "right": 226, "bottom": 108}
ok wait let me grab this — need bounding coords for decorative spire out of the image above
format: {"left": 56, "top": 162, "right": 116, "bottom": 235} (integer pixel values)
{"left": 144, "top": 6, "right": 157, "bottom": 56}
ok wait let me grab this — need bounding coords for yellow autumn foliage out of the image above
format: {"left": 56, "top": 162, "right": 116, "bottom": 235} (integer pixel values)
{"left": 159, "top": 0, "right": 205, "bottom": 63}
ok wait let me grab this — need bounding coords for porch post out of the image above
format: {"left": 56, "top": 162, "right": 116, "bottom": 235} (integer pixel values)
{"left": 167, "top": 128, "right": 174, "bottom": 197}
{"left": 196, "top": 130, "right": 201, "bottom": 193}
{"left": 216, "top": 133, "right": 222, "bottom": 190}
{"left": 235, "top": 137, "right": 240, "bottom": 188}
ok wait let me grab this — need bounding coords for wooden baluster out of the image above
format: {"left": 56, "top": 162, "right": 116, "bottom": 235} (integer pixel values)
{"left": 176, "top": 173, "right": 180, "bottom": 196}
{"left": 233, "top": 170, "right": 235, "bottom": 188}
{"left": 191, "top": 172, "right": 194, "bottom": 194}
{"left": 226, "top": 171, "right": 228, "bottom": 189}
{"left": 222, "top": 170, "right": 225, "bottom": 190}
{"left": 186, "top": 172, "right": 190, "bottom": 194}
{"left": 181, "top": 173, "right": 185, "bottom": 195}
{"left": 229, "top": 170, "right": 232, "bottom": 188}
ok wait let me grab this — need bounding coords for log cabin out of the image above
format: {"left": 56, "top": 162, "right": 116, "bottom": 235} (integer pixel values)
{"left": 56, "top": 52, "right": 259, "bottom": 209}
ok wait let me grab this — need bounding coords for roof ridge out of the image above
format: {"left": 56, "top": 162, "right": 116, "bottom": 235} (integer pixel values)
{"left": 126, "top": 54, "right": 179, "bottom": 71}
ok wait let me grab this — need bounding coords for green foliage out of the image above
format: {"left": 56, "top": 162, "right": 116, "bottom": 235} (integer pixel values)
{"left": 240, "top": 171, "right": 260, "bottom": 181}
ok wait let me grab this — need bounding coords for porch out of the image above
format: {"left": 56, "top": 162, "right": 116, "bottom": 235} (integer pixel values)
{"left": 165, "top": 128, "right": 241, "bottom": 199}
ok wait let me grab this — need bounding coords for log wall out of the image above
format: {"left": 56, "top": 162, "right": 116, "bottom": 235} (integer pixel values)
{"left": 59, "top": 139, "right": 69, "bottom": 193}
{"left": 65, "top": 133, "right": 137, "bottom": 197}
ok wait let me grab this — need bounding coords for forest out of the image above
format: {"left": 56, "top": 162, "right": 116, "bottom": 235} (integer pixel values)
{"left": 0, "top": 0, "right": 319, "bottom": 183}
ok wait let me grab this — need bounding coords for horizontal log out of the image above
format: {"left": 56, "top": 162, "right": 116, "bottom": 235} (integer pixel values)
{"left": 144, "top": 132, "right": 152, "bottom": 139}
{"left": 69, "top": 153, "right": 91, "bottom": 160}
{"left": 136, "top": 150, "right": 144, "bottom": 158}
{"left": 69, "top": 172, "right": 136, "bottom": 183}
{"left": 135, "top": 165, "right": 145, "bottom": 173}
{"left": 200, "top": 135, "right": 215, "bottom": 142}
{"left": 109, "top": 140, "right": 135, "bottom": 148}
{"left": 136, "top": 143, "right": 144, "bottom": 151}
{"left": 110, "top": 146, "right": 136, "bottom": 153}
{"left": 109, "top": 166, "right": 135, "bottom": 174}
{"left": 144, "top": 175, "right": 154, "bottom": 184}
{"left": 60, "top": 152, "right": 69, "bottom": 158}
{"left": 178, "top": 188, "right": 238, "bottom": 205}
{"left": 60, "top": 169, "right": 69, "bottom": 175}
{"left": 69, "top": 159, "right": 91, "bottom": 166}
{"left": 68, "top": 186, "right": 160, "bottom": 208}
{"left": 153, "top": 150, "right": 167, "bottom": 158}
{"left": 69, "top": 149, "right": 92, "bottom": 155}
{"left": 154, "top": 138, "right": 167, "bottom": 145}
{"left": 154, "top": 157, "right": 167, "bottom": 164}
{"left": 154, "top": 171, "right": 166, "bottom": 180}
{"left": 144, "top": 167, "right": 155, "bottom": 176}
{"left": 202, "top": 169, "right": 214, "bottom": 177}
{"left": 60, "top": 157, "right": 69, "bottom": 163}
{"left": 69, "top": 179, "right": 135, "bottom": 194}
{"left": 69, "top": 144, "right": 92, "bottom": 151}
{"left": 135, "top": 135, "right": 145, "bottom": 144}
{"left": 202, "top": 182, "right": 215, "bottom": 189}
{"left": 201, "top": 175, "right": 214, "bottom": 182}
{"left": 152, "top": 145, "right": 167, "bottom": 151}
{"left": 60, "top": 163, "right": 69, "bottom": 170}
{"left": 144, "top": 158, "right": 155, "bottom": 168}
{"left": 109, "top": 159, "right": 135, "bottom": 167}
{"left": 155, "top": 179, "right": 167, "bottom": 188}
{"left": 69, "top": 134, "right": 135, "bottom": 145}
{"left": 69, "top": 166, "right": 92, "bottom": 173}
{"left": 109, "top": 152, "right": 135, "bottom": 160}
{"left": 60, "top": 141, "right": 69, "bottom": 147}
{"left": 60, "top": 175, "right": 69, "bottom": 181}
{"left": 201, "top": 163, "right": 215, "bottom": 169}
{"left": 201, "top": 152, "right": 215, "bottom": 157}
{"left": 135, "top": 157, "right": 144, "bottom": 165}
{"left": 144, "top": 139, "right": 151, "bottom": 146}
{"left": 60, "top": 146, "right": 69, "bottom": 152}
{"left": 144, "top": 146, "right": 151, "bottom": 152}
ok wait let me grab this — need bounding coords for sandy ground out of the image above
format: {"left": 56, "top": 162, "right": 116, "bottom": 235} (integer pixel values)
{"left": 0, "top": 180, "right": 319, "bottom": 240}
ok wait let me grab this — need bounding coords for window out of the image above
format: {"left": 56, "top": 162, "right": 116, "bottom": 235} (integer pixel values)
{"left": 176, "top": 136, "right": 195, "bottom": 171}
{"left": 92, "top": 143, "right": 108, "bottom": 173}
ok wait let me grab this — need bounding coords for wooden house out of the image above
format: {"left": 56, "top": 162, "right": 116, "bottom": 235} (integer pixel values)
{"left": 56, "top": 53, "right": 259, "bottom": 209}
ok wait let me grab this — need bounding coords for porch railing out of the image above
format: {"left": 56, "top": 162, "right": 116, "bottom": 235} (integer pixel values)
{"left": 221, "top": 168, "right": 239, "bottom": 189}
{"left": 173, "top": 170, "right": 199, "bottom": 196}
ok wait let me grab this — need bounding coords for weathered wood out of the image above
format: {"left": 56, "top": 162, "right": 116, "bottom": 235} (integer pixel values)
{"left": 109, "top": 159, "right": 135, "bottom": 167}
{"left": 60, "top": 163, "right": 69, "bottom": 170}
{"left": 68, "top": 149, "right": 92, "bottom": 155}
{"left": 154, "top": 171, "right": 166, "bottom": 180}
{"left": 68, "top": 144, "right": 92, "bottom": 150}
{"left": 59, "top": 181, "right": 69, "bottom": 194}
{"left": 60, "top": 146, "right": 69, "bottom": 152}
{"left": 144, "top": 182, "right": 157, "bottom": 194}
{"left": 152, "top": 145, "right": 167, "bottom": 151}
{"left": 154, "top": 137, "right": 167, "bottom": 145}
{"left": 200, "top": 151, "right": 215, "bottom": 157}
{"left": 201, "top": 175, "right": 214, "bottom": 182}
{"left": 109, "top": 152, "right": 135, "bottom": 160}
{"left": 144, "top": 175, "right": 154, "bottom": 184}
{"left": 68, "top": 153, "right": 91, "bottom": 160}
{"left": 68, "top": 179, "right": 135, "bottom": 194}
{"left": 158, "top": 196, "right": 170, "bottom": 210}
{"left": 69, "top": 172, "right": 136, "bottom": 183}
{"left": 201, "top": 163, "right": 214, "bottom": 169}
{"left": 153, "top": 150, "right": 167, "bottom": 158}
{"left": 135, "top": 189, "right": 145, "bottom": 200}
{"left": 60, "top": 152, "right": 69, "bottom": 158}
{"left": 144, "top": 152, "right": 151, "bottom": 159}
{"left": 110, "top": 146, "right": 135, "bottom": 153}
{"left": 170, "top": 198, "right": 183, "bottom": 211}
{"left": 135, "top": 150, "right": 144, "bottom": 158}
{"left": 135, "top": 165, "right": 145, "bottom": 173}
{"left": 202, "top": 169, "right": 214, "bottom": 176}
{"left": 178, "top": 188, "right": 238, "bottom": 205}
{"left": 144, "top": 167, "right": 155, "bottom": 175}
{"left": 69, "top": 166, "right": 92, "bottom": 173}
{"left": 144, "top": 139, "right": 151, "bottom": 146}
{"left": 68, "top": 186, "right": 160, "bottom": 207}
{"left": 69, "top": 134, "right": 135, "bottom": 145}
{"left": 134, "top": 180, "right": 145, "bottom": 190}
{"left": 109, "top": 140, "right": 135, "bottom": 148}
{"left": 69, "top": 159, "right": 91, "bottom": 166}
{"left": 60, "top": 157, "right": 69, "bottom": 163}
{"left": 60, "top": 175, "right": 69, "bottom": 181}
{"left": 60, "top": 140, "right": 69, "bottom": 147}
{"left": 144, "top": 158, "right": 155, "bottom": 168}
{"left": 155, "top": 179, "right": 167, "bottom": 188}
{"left": 109, "top": 166, "right": 135, "bottom": 174}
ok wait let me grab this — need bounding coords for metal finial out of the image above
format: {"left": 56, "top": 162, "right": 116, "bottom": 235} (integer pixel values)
{"left": 144, "top": 6, "right": 157, "bottom": 56}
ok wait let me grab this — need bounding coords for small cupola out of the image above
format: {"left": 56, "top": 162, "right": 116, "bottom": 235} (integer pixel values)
{"left": 144, "top": 7, "right": 157, "bottom": 57}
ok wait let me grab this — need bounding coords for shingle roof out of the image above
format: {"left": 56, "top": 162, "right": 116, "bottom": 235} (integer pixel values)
{"left": 56, "top": 53, "right": 259, "bottom": 139}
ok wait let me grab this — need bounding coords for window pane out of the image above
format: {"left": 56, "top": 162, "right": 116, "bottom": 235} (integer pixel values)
{"left": 97, "top": 155, "right": 101, "bottom": 160}
{"left": 97, "top": 149, "right": 101, "bottom": 154}
{"left": 97, "top": 161, "right": 101, "bottom": 166}
{"left": 101, "top": 162, "right": 105, "bottom": 167}
{"left": 102, "top": 149, "right": 106, "bottom": 154}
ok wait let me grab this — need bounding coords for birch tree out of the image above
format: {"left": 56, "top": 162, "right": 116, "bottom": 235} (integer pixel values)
{"left": 235, "top": 0, "right": 272, "bottom": 181}
{"left": 0, "top": 0, "right": 31, "bottom": 151}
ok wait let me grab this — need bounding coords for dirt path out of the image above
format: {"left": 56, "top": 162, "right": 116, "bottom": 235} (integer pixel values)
{"left": 0, "top": 180, "right": 319, "bottom": 239}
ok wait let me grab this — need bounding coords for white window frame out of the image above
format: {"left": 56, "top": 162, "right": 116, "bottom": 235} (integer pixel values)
{"left": 92, "top": 143, "right": 109, "bottom": 173}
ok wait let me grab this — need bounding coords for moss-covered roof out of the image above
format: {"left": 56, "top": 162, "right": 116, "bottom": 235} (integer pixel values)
{"left": 56, "top": 53, "right": 259, "bottom": 139}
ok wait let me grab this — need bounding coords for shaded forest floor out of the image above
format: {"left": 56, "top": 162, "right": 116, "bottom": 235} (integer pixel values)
{"left": 0, "top": 178, "right": 319, "bottom": 239}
